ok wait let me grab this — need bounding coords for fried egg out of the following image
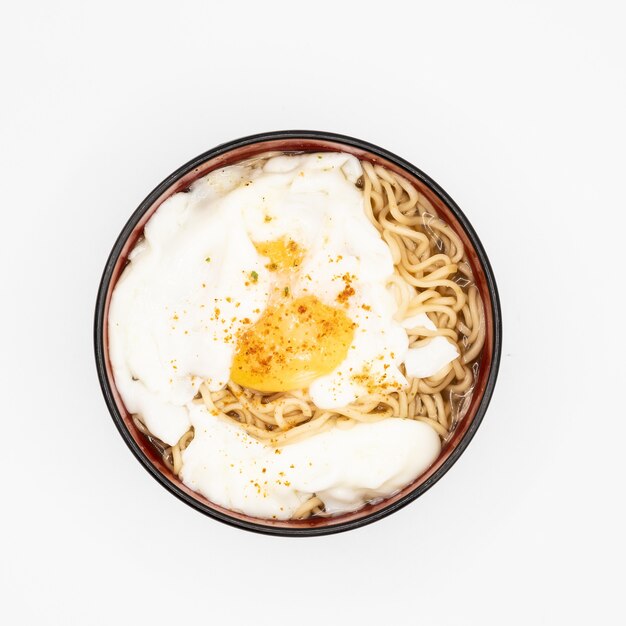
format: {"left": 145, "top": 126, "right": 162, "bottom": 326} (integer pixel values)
{"left": 108, "top": 152, "right": 457, "bottom": 518}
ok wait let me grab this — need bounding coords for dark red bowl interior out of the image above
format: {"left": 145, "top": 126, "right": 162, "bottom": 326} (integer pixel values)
{"left": 94, "top": 131, "right": 502, "bottom": 536}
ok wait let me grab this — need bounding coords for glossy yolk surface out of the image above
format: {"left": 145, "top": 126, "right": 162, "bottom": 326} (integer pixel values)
{"left": 231, "top": 296, "right": 355, "bottom": 392}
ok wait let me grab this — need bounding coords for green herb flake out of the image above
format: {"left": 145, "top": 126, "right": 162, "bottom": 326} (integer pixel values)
{"left": 250, "top": 271, "right": 259, "bottom": 282}
{"left": 205, "top": 256, "right": 211, "bottom": 263}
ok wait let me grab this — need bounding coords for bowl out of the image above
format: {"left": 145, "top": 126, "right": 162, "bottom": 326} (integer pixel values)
{"left": 94, "top": 130, "right": 502, "bottom": 536}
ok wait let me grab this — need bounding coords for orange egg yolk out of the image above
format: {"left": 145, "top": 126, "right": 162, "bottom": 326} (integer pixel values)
{"left": 231, "top": 296, "right": 355, "bottom": 392}
{"left": 253, "top": 237, "right": 303, "bottom": 272}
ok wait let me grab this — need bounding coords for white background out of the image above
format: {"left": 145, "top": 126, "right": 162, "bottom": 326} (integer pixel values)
{"left": 1, "top": 1, "right": 624, "bottom": 624}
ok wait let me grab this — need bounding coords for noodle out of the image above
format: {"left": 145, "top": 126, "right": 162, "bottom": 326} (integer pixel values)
{"left": 132, "top": 154, "right": 486, "bottom": 518}
{"left": 293, "top": 496, "right": 324, "bottom": 520}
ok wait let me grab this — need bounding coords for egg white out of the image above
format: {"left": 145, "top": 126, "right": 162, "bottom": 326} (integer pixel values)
{"left": 108, "top": 152, "right": 457, "bottom": 518}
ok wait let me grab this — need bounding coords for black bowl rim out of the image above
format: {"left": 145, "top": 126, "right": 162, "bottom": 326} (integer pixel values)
{"left": 94, "top": 130, "right": 502, "bottom": 537}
